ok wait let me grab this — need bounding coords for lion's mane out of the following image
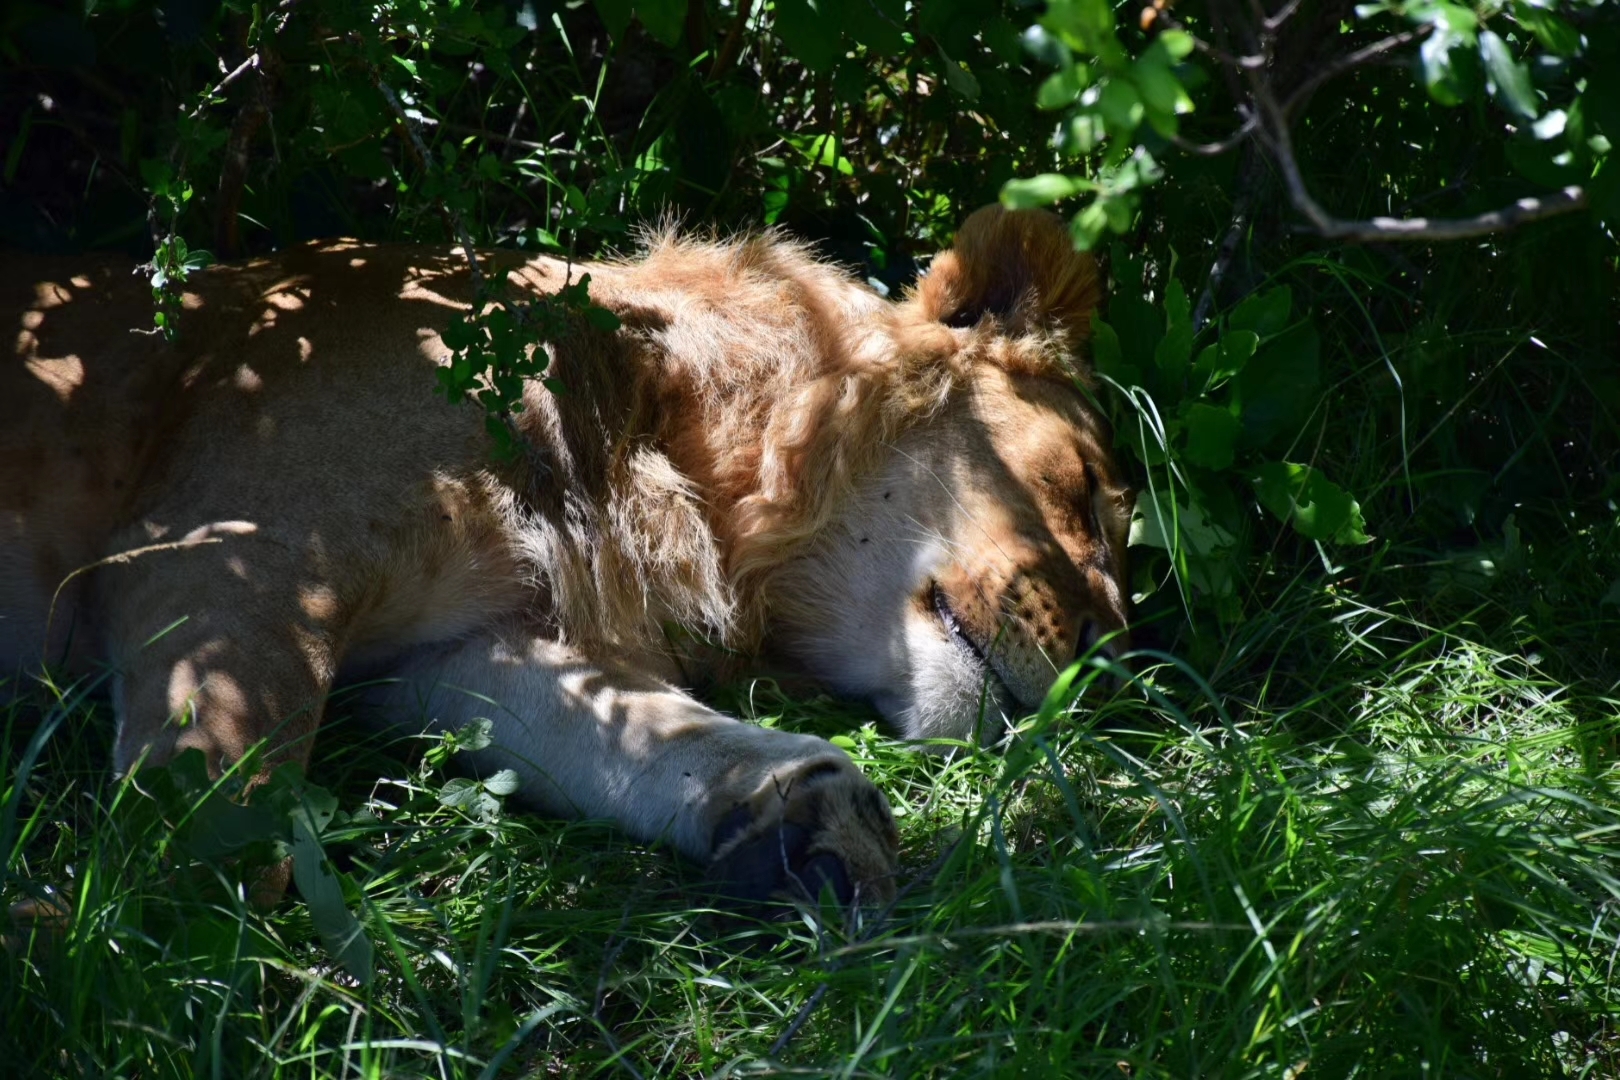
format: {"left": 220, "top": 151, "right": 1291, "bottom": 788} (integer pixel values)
{"left": 508, "top": 207, "right": 1100, "bottom": 658}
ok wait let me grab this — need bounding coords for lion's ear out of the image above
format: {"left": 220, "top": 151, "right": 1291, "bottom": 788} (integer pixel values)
{"left": 913, "top": 205, "right": 1100, "bottom": 344}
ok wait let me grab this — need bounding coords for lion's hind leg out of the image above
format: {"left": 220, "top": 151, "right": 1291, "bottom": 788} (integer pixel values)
{"left": 101, "top": 527, "right": 340, "bottom": 781}
{"left": 368, "top": 632, "right": 900, "bottom": 906}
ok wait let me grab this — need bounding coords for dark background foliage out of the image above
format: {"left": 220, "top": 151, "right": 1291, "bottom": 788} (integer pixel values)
{"left": 2, "top": 0, "right": 1617, "bottom": 668}
{"left": 4, "top": 3, "right": 1620, "bottom": 1074}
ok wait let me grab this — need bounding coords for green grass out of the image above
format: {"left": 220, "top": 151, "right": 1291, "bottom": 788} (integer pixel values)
{"left": 5, "top": 554, "right": 1618, "bottom": 1077}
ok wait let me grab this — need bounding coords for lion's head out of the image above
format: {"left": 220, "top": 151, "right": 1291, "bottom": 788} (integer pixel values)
{"left": 477, "top": 206, "right": 1129, "bottom": 745}
{"left": 747, "top": 207, "right": 1133, "bottom": 742}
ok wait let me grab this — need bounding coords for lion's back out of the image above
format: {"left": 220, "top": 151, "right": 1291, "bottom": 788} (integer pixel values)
{"left": 0, "top": 244, "right": 498, "bottom": 680}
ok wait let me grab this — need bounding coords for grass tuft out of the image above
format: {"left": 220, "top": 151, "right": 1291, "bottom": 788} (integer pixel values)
{"left": 6, "top": 550, "right": 1618, "bottom": 1077}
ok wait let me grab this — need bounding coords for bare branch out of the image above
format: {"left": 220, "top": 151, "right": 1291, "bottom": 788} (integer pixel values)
{"left": 1296, "top": 186, "right": 1589, "bottom": 243}
{"left": 1158, "top": 12, "right": 1266, "bottom": 71}
{"left": 188, "top": 54, "right": 259, "bottom": 120}
{"left": 1169, "top": 114, "right": 1259, "bottom": 157}
{"left": 1252, "top": 64, "right": 1589, "bottom": 243}
{"left": 1262, "top": 0, "right": 1306, "bottom": 33}
{"left": 370, "top": 75, "right": 487, "bottom": 296}
{"left": 709, "top": 0, "right": 757, "bottom": 81}
{"left": 1193, "top": 146, "right": 1264, "bottom": 331}
{"left": 1164, "top": 4, "right": 1579, "bottom": 248}
{"left": 1283, "top": 28, "right": 1430, "bottom": 119}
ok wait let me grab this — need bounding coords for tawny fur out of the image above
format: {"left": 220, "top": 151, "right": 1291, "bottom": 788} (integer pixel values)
{"left": 0, "top": 206, "right": 1123, "bottom": 903}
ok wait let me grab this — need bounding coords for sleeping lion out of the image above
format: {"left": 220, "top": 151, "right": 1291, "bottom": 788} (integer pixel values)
{"left": 1, "top": 206, "right": 1130, "bottom": 907}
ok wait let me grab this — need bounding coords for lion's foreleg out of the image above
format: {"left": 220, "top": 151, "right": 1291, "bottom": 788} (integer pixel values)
{"left": 370, "top": 633, "right": 900, "bottom": 905}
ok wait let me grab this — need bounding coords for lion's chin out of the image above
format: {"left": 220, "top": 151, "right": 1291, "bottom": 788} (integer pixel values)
{"left": 869, "top": 614, "right": 1020, "bottom": 745}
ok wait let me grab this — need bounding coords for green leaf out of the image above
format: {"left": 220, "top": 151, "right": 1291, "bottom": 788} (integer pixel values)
{"left": 1158, "top": 29, "right": 1195, "bottom": 60}
{"left": 1591, "top": 154, "right": 1620, "bottom": 227}
{"left": 1122, "top": 415, "right": 1173, "bottom": 467}
{"left": 940, "top": 55, "right": 980, "bottom": 102}
{"left": 439, "top": 776, "right": 485, "bottom": 809}
{"left": 1236, "top": 320, "right": 1320, "bottom": 448}
{"left": 289, "top": 802, "right": 373, "bottom": 984}
{"left": 184, "top": 796, "right": 279, "bottom": 860}
{"left": 774, "top": 0, "right": 842, "bottom": 73}
{"left": 1131, "top": 44, "right": 1193, "bottom": 118}
{"left": 1154, "top": 281, "right": 1193, "bottom": 384}
{"left": 1001, "top": 173, "right": 1087, "bottom": 209}
{"left": 1041, "top": 0, "right": 1119, "bottom": 60}
{"left": 1097, "top": 78, "right": 1144, "bottom": 134}
{"left": 1479, "top": 30, "right": 1539, "bottom": 121}
{"left": 1129, "top": 489, "right": 1235, "bottom": 556}
{"left": 1181, "top": 403, "right": 1241, "bottom": 470}
{"left": 139, "top": 157, "right": 173, "bottom": 193}
{"left": 1193, "top": 329, "right": 1259, "bottom": 388}
{"left": 1421, "top": 27, "right": 1470, "bottom": 107}
{"left": 636, "top": 0, "right": 688, "bottom": 47}
{"left": 1512, "top": 1, "right": 1580, "bottom": 57}
{"left": 1037, "top": 64, "right": 1091, "bottom": 111}
{"left": 842, "top": 0, "right": 905, "bottom": 54}
{"left": 1505, "top": 130, "right": 1583, "bottom": 187}
{"left": 1251, "top": 461, "right": 1370, "bottom": 544}
{"left": 1228, "top": 285, "right": 1291, "bottom": 338}
{"left": 584, "top": 304, "right": 622, "bottom": 331}
{"left": 1586, "top": 53, "right": 1620, "bottom": 141}
{"left": 1165, "top": 276, "right": 1190, "bottom": 326}
{"left": 456, "top": 717, "right": 495, "bottom": 753}
{"left": 1071, "top": 200, "right": 1112, "bottom": 251}
{"left": 802, "top": 133, "right": 855, "bottom": 174}
{"left": 1090, "top": 316, "right": 1139, "bottom": 387}
{"left": 482, "top": 769, "right": 521, "bottom": 797}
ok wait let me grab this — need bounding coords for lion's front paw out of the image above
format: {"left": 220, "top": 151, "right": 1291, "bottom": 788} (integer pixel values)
{"left": 708, "top": 758, "right": 899, "bottom": 909}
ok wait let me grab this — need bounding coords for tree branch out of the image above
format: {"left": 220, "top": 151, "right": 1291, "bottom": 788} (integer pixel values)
{"left": 1282, "top": 28, "right": 1429, "bottom": 119}
{"left": 1193, "top": 144, "right": 1264, "bottom": 331}
{"left": 1169, "top": 113, "right": 1258, "bottom": 157}
{"left": 1291, "top": 185, "right": 1589, "bottom": 242}
{"left": 371, "top": 74, "right": 487, "bottom": 295}
{"left": 1262, "top": 0, "right": 1306, "bottom": 33}
{"left": 708, "top": 0, "right": 756, "bottom": 81}
{"left": 1253, "top": 69, "right": 1588, "bottom": 242}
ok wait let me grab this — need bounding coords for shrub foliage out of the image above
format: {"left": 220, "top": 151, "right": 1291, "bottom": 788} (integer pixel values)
{"left": 3, "top": 0, "right": 1619, "bottom": 1075}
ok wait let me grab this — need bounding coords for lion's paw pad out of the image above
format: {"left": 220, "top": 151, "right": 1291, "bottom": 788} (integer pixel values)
{"left": 708, "top": 762, "right": 898, "bottom": 909}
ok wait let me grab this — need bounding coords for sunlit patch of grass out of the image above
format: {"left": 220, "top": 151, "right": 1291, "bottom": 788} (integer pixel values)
{"left": 6, "top": 557, "right": 1619, "bottom": 1077}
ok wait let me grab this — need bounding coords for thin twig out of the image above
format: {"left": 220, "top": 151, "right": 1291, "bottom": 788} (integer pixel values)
{"left": 187, "top": 54, "right": 259, "bottom": 120}
{"left": 1159, "top": 12, "right": 1266, "bottom": 71}
{"left": 1168, "top": 114, "right": 1258, "bottom": 157}
{"left": 1252, "top": 65, "right": 1588, "bottom": 243}
{"left": 1192, "top": 145, "right": 1263, "bottom": 332}
{"left": 185, "top": 0, "right": 299, "bottom": 120}
{"left": 1282, "top": 28, "right": 1429, "bottom": 119}
{"left": 1308, "top": 188, "right": 1593, "bottom": 242}
{"left": 708, "top": 0, "right": 756, "bottom": 81}
{"left": 370, "top": 67, "right": 558, "bottom": 482}
{"left": 371, "top": 75, "right": 487, "bottom": 294}
{"left": 1262, "top": 0, "right": 1306, "bottom": 33}
{"left": 437, "top": 122, "right": 584, "bottom": 156}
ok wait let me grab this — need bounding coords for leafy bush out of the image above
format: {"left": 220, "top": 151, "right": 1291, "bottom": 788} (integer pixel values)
{"left": 4, "top": 0, "right": 1619, "bottom": 1074}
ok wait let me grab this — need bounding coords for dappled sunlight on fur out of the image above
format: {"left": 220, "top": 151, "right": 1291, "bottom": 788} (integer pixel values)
{"left": 1, "top": 205, "right": 1126, "bottom": 908}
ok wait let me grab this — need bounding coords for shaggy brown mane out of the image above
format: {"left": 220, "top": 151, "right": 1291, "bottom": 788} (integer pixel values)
{"left": 519, "top": 206, "right": 1100, "bottom": 655}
